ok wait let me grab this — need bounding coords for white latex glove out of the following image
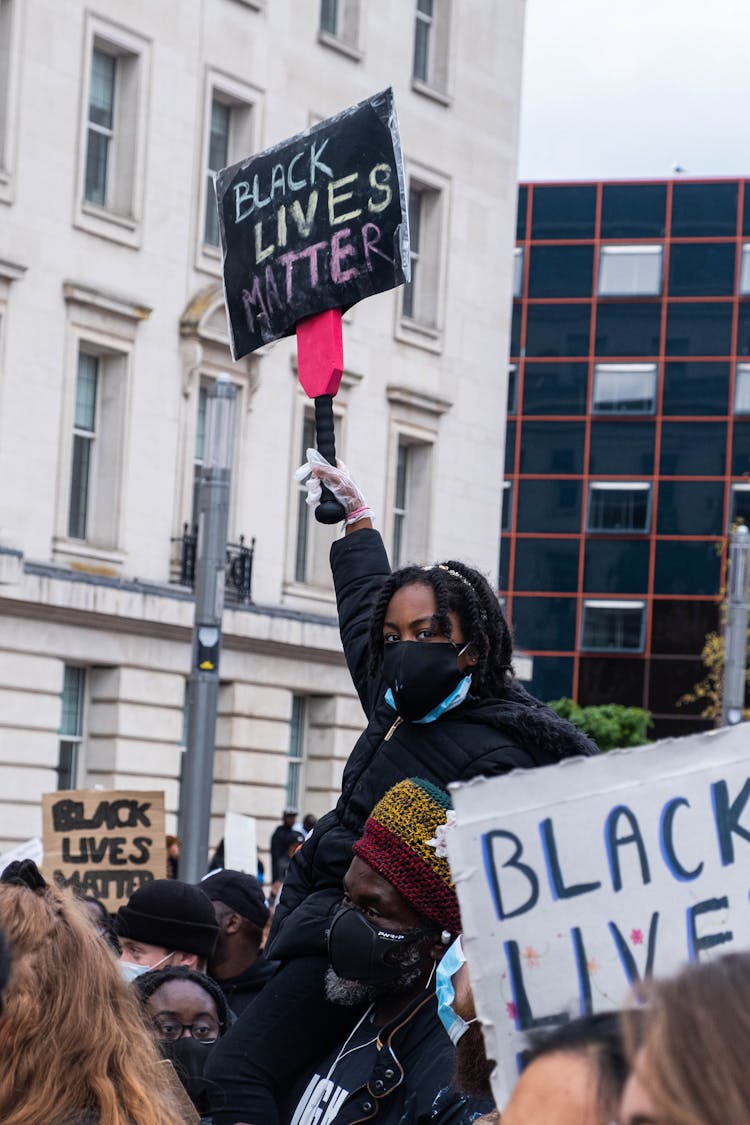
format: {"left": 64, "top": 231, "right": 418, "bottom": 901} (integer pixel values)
{"left": 295, "top": 448, "right": 375, "bottom": 526}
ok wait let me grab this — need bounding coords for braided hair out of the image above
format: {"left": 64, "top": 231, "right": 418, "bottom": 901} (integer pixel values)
{"left": 133, "top": 965, "right": 230, "bottom": 1034}
{"left": 366, "top": 560, "right": 514, "bottom": 699}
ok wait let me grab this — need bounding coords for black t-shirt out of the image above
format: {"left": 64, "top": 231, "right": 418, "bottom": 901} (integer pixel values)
{"left": 287, "top": 1011, "right": 379, "bottom": 1124}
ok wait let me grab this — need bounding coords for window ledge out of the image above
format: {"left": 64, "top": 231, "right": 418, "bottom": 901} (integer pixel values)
{"left": 0, "top": 258, "right": 27, "bottom": 283}
{"left": 410, "top": 78, "right": 452, "bottom": 108}
{"left": 52, "top": 539, "right": 126, "bottom": 574}
{"left": 76, "top": 201, "right": 141, "bottom": 249}
{"left": 395, "top": 315, "right": 443, "bottom": 355}
{"left": 317, "top": 29, "right": 364, "bottom": 62}
{"left": 63, "top": 280, "right": 152, "bottom": 323}
{"left": 0, "top": 168, "right": 12, "bottom": 205}
{"left": 386, "top": 384, "right": 452, "bottom": 417}
{"left": 282, "top": 581, "right": 337, "bottom": 608}
{"left": 229, "top": 0, "right": 263, "bottom": 8}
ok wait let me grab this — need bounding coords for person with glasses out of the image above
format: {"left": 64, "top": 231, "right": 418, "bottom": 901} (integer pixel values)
{"left": 135, "top": 965, "right": 230, "bottom": 1122}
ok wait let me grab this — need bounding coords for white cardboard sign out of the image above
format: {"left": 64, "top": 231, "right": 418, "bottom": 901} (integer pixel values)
{"left": 447, "top": 724, "right": 750, "bottom": 1110}
{"left": 224, "top": 811, "right": 257, "bottom": 875}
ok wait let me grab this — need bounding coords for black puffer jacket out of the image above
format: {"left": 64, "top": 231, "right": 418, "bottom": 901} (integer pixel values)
{"left": 268, "top": 529, "right": 596, "bottom": 960}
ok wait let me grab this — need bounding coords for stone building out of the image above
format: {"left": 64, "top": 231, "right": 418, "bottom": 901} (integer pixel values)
{"left": 0, "top": 0, "right": 524, "bottom": 862}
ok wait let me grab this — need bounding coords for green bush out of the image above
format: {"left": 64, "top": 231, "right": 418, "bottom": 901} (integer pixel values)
{"left": 547, "top": 698, "right": 652, "bottom": 753}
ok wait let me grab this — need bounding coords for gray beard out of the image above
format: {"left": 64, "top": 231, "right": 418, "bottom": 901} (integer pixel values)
{"left": 324, "top": 943, "right": 426, "bottom": 1007}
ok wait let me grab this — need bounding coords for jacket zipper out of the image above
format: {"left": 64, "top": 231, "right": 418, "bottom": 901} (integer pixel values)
{"left": 383, "top": 716, "right": 403, "bottom": 742}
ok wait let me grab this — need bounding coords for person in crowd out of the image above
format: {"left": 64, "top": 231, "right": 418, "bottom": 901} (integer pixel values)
{"left": 206, "top": 454, "right": 597, "bottom": 1124}
{"left": 270, "top": 808, "right": 304, "bottom": 893}
{"left": 280, "top": 778, "right": 494, "bottom": 1124}
{"left": 302, "top": 812, "right": 317, "bottom": 836}
{"left": 0, "top": 926, "right": 9, "bottom": 1014}
{"left": 167, "top": 836, "right": 181, "bottom": 880}
{"left": 0, "top": 861, "right": 187, "bottom": 1125}
{"left": 619, "top": 951, "right": 750, "bottom": 1125}
{"left": 115, "top": 878, "right": 219, "bottom": 980}
{"left": 80, "top": 894, "right": 121, "bottom": 953}
{"left": 202, "top": 868, "right": 278, "bottom": 1016}
{"left": 135, "top": 965, "right": 230, "bottom": 1122}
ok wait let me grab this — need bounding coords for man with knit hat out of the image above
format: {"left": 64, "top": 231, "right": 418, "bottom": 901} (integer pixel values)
{"left": 278, "top": 777, "right": 493, "bottom": 1125}
{"left": 114, "top": 878, "right": 219, "bottom": 980}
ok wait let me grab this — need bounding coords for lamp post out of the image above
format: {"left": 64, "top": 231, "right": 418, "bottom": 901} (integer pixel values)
{"left": 179, "top": 375, "right": 237, "bottom": 883}
{"left": 722, "top": 524, "right": 750, "bottom": 727}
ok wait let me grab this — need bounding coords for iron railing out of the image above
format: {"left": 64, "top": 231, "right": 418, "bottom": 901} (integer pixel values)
{"left": 172, "top": 524, "right": 255, "bottom": 603}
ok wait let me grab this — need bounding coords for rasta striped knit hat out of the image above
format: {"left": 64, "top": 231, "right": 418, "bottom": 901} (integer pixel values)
{"left": 353, "top": 777, "right": 462, "bottom": 937}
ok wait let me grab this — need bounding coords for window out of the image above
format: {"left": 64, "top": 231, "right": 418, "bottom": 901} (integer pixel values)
{"left": 530, "top": 185, "right": 596, "bottom": 240}
{"left": 657, "top": 481, "right": 724, "bottom": 536}
{"left": 516, "top": 479, "right": 582, "bottom": 534}
{"left": 199, "top": 77, "right": 256, "bottom": 262}
{"left": 77, "top": 19, "right": 149, "bottom": 244}
{"left": 651, "top": 600, "right": 718, "bottom": 656}
{"left": 595, "top": 304, "right": 661, "bottom": 357}
{"left": 58, "top": 666, "right": 86, "bottom": 790}
{"left": 528, "top": 245, "right": 594, "bottom": 298}
{"left": 659, "top": 422, "right": 726, "bottom": 476}
{"left": 512, "top": 596, "right": 577, "bottom": 652}
{"left": 669, "top": 243, "right": 735, "bottom": 297}
{"left": 391, "top": 437, "right": 432, "bottom": 566}
{"left": 578, "top": 656, "right": 645, "bottom": 706}
{"left": 524, "top": 304, "right": 591, "bottom": 358}
{"left": 654, "top": 542, "right": 721, "bottom": 596}
{"left": 671, "top": 181, "right": 738, "bottom": 237}
{"left": 191, "top": 386, "right": 208, "bottom": 528}
{"left": 293, "top": 410, "right": 340, "bottom": 588}
{"left": 662, "top": 361, "right": 730, "bottom": 416}
{"left": 592, "top": 363, "right": 657, "bottom": 413}
{"left": 518, "top": 422, "right": 585, "bottom": 475}
{"left": 68, "top": 354, "right": 98, "bottom": 540}
{"left": 522, "top": 362, "right": 588, "bottom": 415}
{"left": 513, "top": 247, "right": 524, "bottom": 298}
{"left": 203, "top": 101, "right": 230, "bottom": 246}
{"left": 581, "top": 601, "right": 645, "bottom": 652}
{"left": 583, "top": 541, "right": 650, "bottom": 595}
{"left": 412, "top": 0, "right": 450, "bottom": 94}
{"left": 507, "top": 364, "right": 517, "bottom": 414}
{"left": 741, "top": 247, "right": 750, "bottom": 295}
{"left": 735, "top": 364, "right": 750, "bottom": 413}
{"left": 587, "top": 483, "right": 651, "bottom": 533}
{"left": 500, "top": 481, "right": 512, "bottom": 532}
{"left": 401, "top": 179, "right": 444, "bottom": 331}
{"left": 665, "top": 302, "right": 732, "bottom": 356}
{"left": 730, "top": 484, "right": 750, "bottom": 527}
{"left": 286, "top": 696, "right": 307, "bottom": 812}
{"left": 514, "top": 539, "right": 579, "bottom": 593}
{"left": 588, "top": 421, "right": 655, "bottom": 475}
{"left": 600, "top": 183, "right": 666, "bottom": 240}
{"left": 63, "top": 343, "right": 128, "bottom": 549}
{"left": 319, "top": 0, "right": 361, "bottom": 50}
{"left": 597, "top": 246, "right": 663, "bottom": 297}
{"left": 0, "top": 0, "right": 21, "bottom": 200}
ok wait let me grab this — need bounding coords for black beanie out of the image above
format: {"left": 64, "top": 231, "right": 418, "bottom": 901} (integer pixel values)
{"left": 115, "top": 879, "right": 219, "bottom": 959}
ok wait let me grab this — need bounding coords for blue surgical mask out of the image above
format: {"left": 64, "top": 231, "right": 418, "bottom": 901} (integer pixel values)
{"left": 436, "top": 935, "right": 478, "bottom": 1045}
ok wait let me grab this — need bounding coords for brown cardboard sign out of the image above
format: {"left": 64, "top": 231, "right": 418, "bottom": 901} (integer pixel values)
{"left": 42, "top": 789, "right": 166, "bottom": 912}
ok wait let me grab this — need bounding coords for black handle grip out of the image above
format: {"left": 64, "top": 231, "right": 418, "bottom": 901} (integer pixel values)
{"left": 314, "top": 395, "right": 346, "bottom": 525}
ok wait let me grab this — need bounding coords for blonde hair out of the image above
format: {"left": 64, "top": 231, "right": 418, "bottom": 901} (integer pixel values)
{"left": 623, "top": 952, "right": 750, "bottom": 1125}
{"left": 0, "top": 881, "right": 185, "bottom": 1125}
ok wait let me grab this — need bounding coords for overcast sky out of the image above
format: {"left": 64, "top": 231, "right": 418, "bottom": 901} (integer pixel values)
{"left": 518, "top": 0, "right": 750, "bottom": 181}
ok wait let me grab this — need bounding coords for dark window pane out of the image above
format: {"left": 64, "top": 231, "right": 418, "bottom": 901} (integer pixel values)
{"left": 736, "top": 302, "right": 750, "bottom": 357}
{"left": 581, "top": 602, "right": 645, "bottom": 650}
{"left": 516, "top": 479, "right": 582, "bottom": 533}
{"left": 668, "top": 243, "right": 736, "bottom": 296}
{"left": 587, "top": 485, "right": 650, "bottom": 532}
{"left": 499, "top": 536, "right": 510, "bottom": 588}
{"left": 583, "top": 542, "right": 650, "bottom": 594}
{"left": 508, "top": 365, "right": 518, "bottom": 414}
{"left": 521, "top": 362, "right": 588, "bottom": 415}
{"left": 511, "top": 595, "right": 577, "bottom": 651}
{"left": 68, "top": 434, "right": 92, "bottom": 540}
{"left": 654, "top": 541, "right": 721, "bottom": 595}
{"left": 731, "top": 485, "right": 750, "bottom": 525}
{"left": 589, "top": 421, "right": 655, "bottom": 475}
{"left": 657, "top": 481, "right": 725, "bottom": 535}
{"left": 662, "top": 361, "right": 730, "bottom": 415}
{"left": 516, "top": 186, "right": 527, "bottom": 241}
{"left": 528, "top": 656, "right": 574, "bottom": 703}
{"left": 504, "top": 421, "right": 516, "bottom": 474}
{"left": 527, "top": 246, "right": 594, "bottom": 298}
{"left": 651, "top": 599, "right": 718, "bottom": 655}
{"left": 600, "top": 183, "right": 666, "bottom": 239}
{"left": 648, "top": 659, "right": 705, "bottom": 715}
{"left": 744, "top": 183, "right": 750, "bottom": 236}
{"left": 659, "top": 422, "right": 726, "bottom": 475}
{"left": 510, "top": 303, "right": 522, "bottom": 357}
{"left": 578, "top": 656, "right": 645, "bottom": 707}
{"left": 651, "top": 716, "right": 714, "bottom": 739}
{"left": 84, "top": 130, "right": 109, "bottom": 205}
{"left": 525, "top": 304, "right": 591, "bottom": 358}
{"left": 595, "top": 303, "right": 661, "bottom": 357}
{"left": 671, "top": 181, "right": 738, "bottom": 236}
{"left": 665, "top": 303, "right": 732, "bottom": 356}
{"left": 518, "top": 421, "right": 586, "bottom": 474}
{"left": 514, "top": 538, "right": 580, "bottom": 592}
{"left": 531, "top": 185, "right": 596, "bottom": 239}
{"left": 732, "top": 421, "right": 750, "bottom": 475}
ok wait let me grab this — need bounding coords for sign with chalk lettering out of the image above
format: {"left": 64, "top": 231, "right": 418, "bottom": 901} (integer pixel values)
{"left": 42, "top": 789, "right": 166, "bottom": 913}
{"left": 215, "top": 87, "right": 409, "bottom": 360}
{"left": 446, "top": 725, "right": 750, "bottom": 1111}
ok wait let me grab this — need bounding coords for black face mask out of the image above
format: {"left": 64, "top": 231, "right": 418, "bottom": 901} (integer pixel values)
{"left": 382, "top": 641, "right": 468, "bottom": 722}
{"left": 160, "top": 1037, "right": 223, "bottom": 1114}
{"left": 327, "top": 905, "right": 427, "bottom": 985}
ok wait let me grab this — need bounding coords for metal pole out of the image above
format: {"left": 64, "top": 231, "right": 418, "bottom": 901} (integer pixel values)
{"left": 722, "top": 524, "right": 750, "bottom": 727}
{"left": 180, "top": 376, "right": 237, "bottom": 882}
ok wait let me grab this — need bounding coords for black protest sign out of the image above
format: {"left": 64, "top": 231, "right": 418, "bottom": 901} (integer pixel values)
{"left": 42, "top": 789, "right": 166, "bottom": 912}
{"left": 216, "top": 87, "right": 409, "bottom": 360}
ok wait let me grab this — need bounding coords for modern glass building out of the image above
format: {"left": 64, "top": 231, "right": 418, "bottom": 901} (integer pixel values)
{"left": 503, "top": 178, "right": 750, "bottom": 739}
